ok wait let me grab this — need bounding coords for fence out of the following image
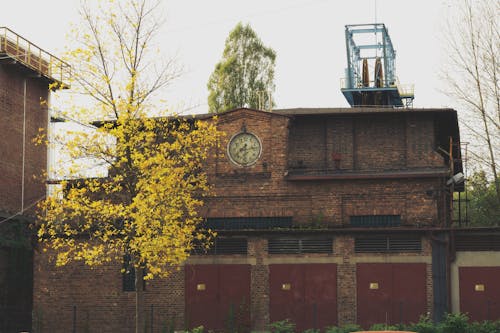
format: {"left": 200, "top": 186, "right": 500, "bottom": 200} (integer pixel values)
{"left": 32, "top": 304, "right": 181, "bottom": 333}
{"left": 0, "top": 27, "right": 71, "bottom": 88}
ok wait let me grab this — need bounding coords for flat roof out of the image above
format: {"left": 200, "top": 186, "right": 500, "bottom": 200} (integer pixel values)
{"left": 273, "top": 107, "right": 456, "bottom": 116}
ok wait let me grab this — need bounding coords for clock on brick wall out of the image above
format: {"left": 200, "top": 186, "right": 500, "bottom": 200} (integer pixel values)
{"left": 227, "top": 131, "right": 262, "bottom": 167}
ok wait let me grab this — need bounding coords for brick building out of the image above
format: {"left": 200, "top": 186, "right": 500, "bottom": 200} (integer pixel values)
{"left": 0, "top": 27, "right": 69, "bottom": 332}
{"left": 32, "top": 106, "right": 500, "bottom": 332}
{"left": 184, "top": 107, "right": 458, "bottom": 331}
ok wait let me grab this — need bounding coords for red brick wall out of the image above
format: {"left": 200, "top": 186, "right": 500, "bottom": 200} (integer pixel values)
{"left": 0, "top": 64, "right": 48, "bottom": 216}
{"left": 287, "top": 113, "right": 444, "bottom": 172}
{"left": 203, "top": 110, "right": 446, "bottom": 228}
{"left": 249, "top": 237, "right": 269, "bottom": 329}
{"left": 1, "top": 58, "right": 50, "bottom": 333}
{"left": 33, "top": 235, "right": 434, "bottom": 331}
{"left": 32, "top": 108, "right": 447, "bottom": 331}
{"left": 206, "top": 109, "right": 289, "bottom": 195}
{"left": 33, "top": 248, "right": 184, "bottom": 333}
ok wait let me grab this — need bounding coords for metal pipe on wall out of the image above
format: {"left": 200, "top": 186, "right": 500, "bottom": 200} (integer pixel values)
{"left": 21, "top": 78, "right": 26, "bottom": 212}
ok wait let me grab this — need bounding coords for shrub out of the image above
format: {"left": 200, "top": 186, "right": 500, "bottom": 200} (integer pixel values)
{"left": 440, "top": 313, "right": 470, "bottom": 333}
{"left": 408, "top": 314, "right": 438, "bottom": 333}
{"left": 325, "top": 323, "right": 363, "bottom": 333}
{"left": 302, "top": 329, "right": 320, "bottom": 333}
{"left": 468, "top": 320, "right": 500, "bottom": 333}
{"left": 187, "top": 326, "right": 204, "bottom": 333}
{"left": 369, "top": 323, "right": 401, "bottom": 331}
{"left": 269, "top": 319, "right": 296, "bottom": 333}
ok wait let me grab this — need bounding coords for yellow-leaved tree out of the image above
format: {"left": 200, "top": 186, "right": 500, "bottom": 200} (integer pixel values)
{"left": 36, "top": 1, "right": 219, "bottom": 332}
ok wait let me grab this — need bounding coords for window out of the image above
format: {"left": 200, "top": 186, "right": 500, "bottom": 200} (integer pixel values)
{"left": 122, "top": 254, "right": 145, "bottom": 292}
{"left": 204, "top": 217, "right": 292, "bottom": 230}
{"left": 268, "top": 238, "right": 333, "bottom": 254}
{"left": 350, "top": 215, "right": 401, "bottom": 227}
{"left": 191, "top": 237, "right": 247, "bottom": 255}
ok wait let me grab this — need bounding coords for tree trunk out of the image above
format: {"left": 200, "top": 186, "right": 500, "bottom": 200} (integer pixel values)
{"left": 135, "top": 267, "right": 144, "bottom": 333}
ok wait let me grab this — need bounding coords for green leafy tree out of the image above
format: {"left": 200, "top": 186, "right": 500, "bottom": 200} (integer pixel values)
{"left": 454, "top": 171, "right": 500, "bottom": 226}
{"left": 207, "top": 22, "right": 276, "bottom": 113}
{"left": 466, "top": 171, "right": 500, "bottom": 226}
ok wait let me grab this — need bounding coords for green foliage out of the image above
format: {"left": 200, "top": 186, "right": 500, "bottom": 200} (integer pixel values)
{"left": 408, "top": 314, "right": 438, "bottom": 333}
{"left": 186, "top": 326, "right": 204, "bottom": 333}
{"left": 269, "top": 316, "right": 500, "bottom": 333}
{"left": 440, "top": 312, "right": 470, "bottom": 333}
{"left": 468, "top": 320, "right": 500, "bottom": 333}
{"left": 324, "top": 324, "right": 362, "bottom": 333}
{"left": 460, "top": 171, "right": 500, "bottom": 226}
{"left": 368, "top": 323, "right": 401, "bottom": 331}
{"left": 269, "top": 319, "right": 296, "bottom": 333}
{"left": 207, "top": 22, "right": 276, "bottom": 113}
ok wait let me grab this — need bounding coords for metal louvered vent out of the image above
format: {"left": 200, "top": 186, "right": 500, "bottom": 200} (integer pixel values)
{"left": 355, "top": 236, "right": 421, "bottom": 253}
{"left": 205, "top": 217, "right": 292, "bottom": 230}
{"left": 389, "top": 237, "right": 421, "bottom": 252}
{"left": 354, "top": 237, "right": 387, "bottom": 252}
{"left": 192, "top": 238, "right": 247, "bottom": 255}
{"left": 302, "top": 238, "right": 334, "bottom": 253}
{"left": 456, "top": 235, "right": 500, "bottom": 251}
{"left": 350, "top": 215, "right": 401, "bottom": 227}
{"left": 268, "top": 238, "right": 333, "bottom": 254}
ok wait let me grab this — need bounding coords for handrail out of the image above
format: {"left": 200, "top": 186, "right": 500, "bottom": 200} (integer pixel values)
{"left": 0, "top": 27, "right": 71, "bottom": 88}
{"left": 340, "top": 76, "right": 414, "bottom": 98}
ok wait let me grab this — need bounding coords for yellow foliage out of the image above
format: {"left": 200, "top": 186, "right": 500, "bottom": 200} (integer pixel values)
{"left": 38, "top": 115, "right": 220, "bottom": 279}
{"left": 37, "top": 0, "right": 219, "bottom": 282}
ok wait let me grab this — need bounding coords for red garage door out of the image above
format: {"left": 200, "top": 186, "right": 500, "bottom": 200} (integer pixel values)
{"left": 459, "top": 267, "right": 500, "bottom": 321}
{"left": 270, "top": 264, "right": 337, "bottom": 332}
{"left": 185, "top": 264, "right": 251, "bottom": 332}
{"left": 357, "top": 263, "right": 427, "bottom": 328}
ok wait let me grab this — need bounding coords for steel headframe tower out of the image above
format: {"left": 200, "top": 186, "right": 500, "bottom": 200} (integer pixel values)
{"left": 341, "top": 23, "right": 414, "bottom": 107}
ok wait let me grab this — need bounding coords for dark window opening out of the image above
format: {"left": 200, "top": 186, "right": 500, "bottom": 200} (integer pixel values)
{"left": 355, "top": 236, "right": 421, "bottom": 253}
{"left": 122, "top": 254, "right": 145, "bottom": 292}
{"left": 268, "top": 238, "right": 333, "bottom": 254}
{"left": 204, "top": 217, "right": 292, "bottom": 230}
{"left": 192, "top": 237, "right": 247, "bottom": 255}
{"left": 350, "top": 215, "right": 401, "bottom": 227}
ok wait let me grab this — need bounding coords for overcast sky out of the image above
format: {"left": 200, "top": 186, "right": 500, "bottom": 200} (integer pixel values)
{"left": 2, "top": 0, "right": 457, "bottom": 114}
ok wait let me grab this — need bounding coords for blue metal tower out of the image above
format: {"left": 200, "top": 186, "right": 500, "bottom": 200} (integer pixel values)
{"left": 341, "top": 23, "right": 414, "bottom": 107}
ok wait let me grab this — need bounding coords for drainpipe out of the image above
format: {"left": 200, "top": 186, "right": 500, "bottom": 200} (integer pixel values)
{"left": 46, "top": 91, "right": 52, "bottom": 198}
{"left": 21, "top": 78, "right": 27, "bottom": 212}
{"left": 430, "top": 230, "right": 451, "bottom": 321}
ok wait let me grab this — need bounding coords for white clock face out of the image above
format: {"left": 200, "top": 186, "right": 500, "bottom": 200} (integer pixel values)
{"left": 227, "top": 132, "right": 262, "bottom": 166}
